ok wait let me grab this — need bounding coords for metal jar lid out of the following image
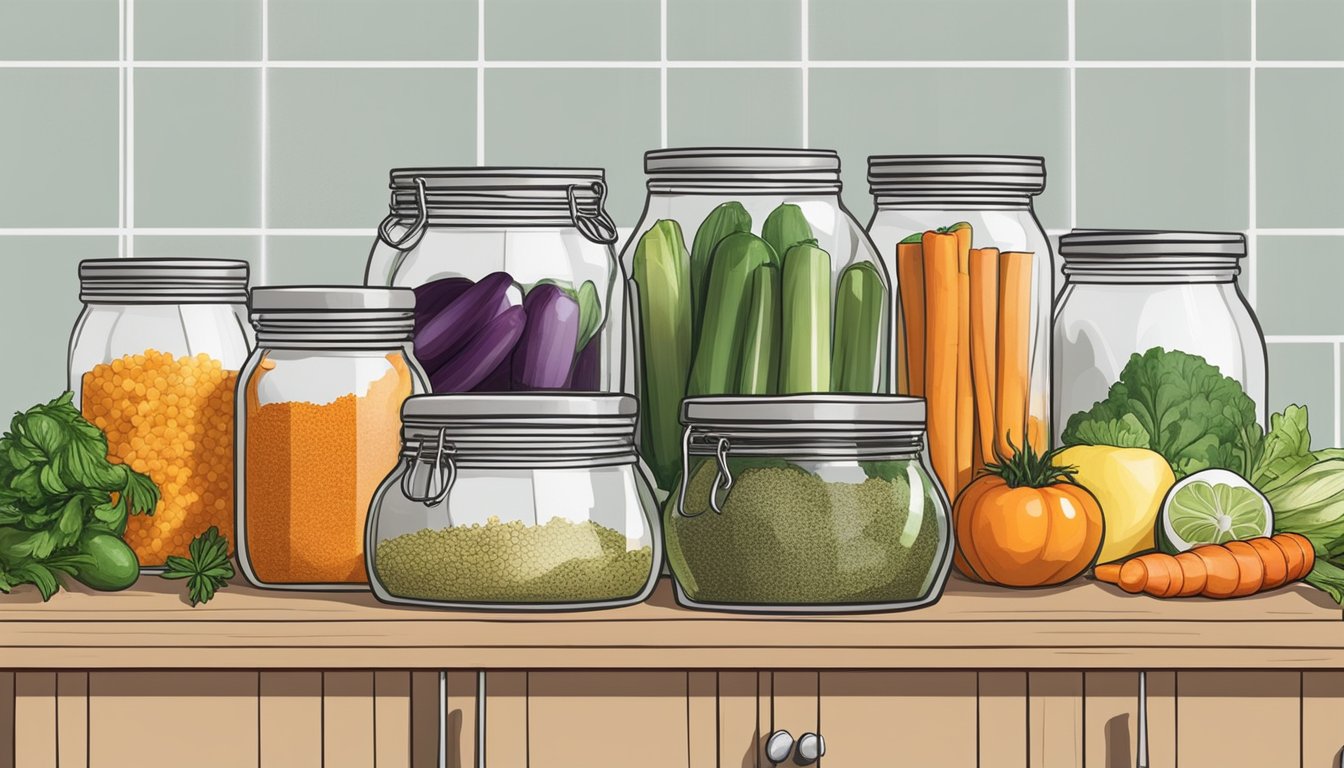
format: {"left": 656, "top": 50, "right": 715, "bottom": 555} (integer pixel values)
{"left": 644, "top": 147, "right": 843, "bottom": 194}
{"left": 681, "top": 394, "right": 926, "bottom": 433}
{"left": 867, "top": 154, "right": 1046, "bottom": 195}
{"left": 1059, "top": 229, "right": 1246, "bottom": 283}
{"left": 78, "top": 258, "right": 250, "bottom": 304}
{"left": 250, "top": 286, "right": 416, "bottom": 347}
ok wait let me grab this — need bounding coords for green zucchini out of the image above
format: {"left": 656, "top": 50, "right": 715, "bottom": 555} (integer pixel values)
{"left": 689, "top": 202, "right": 751, "bottom": 350}
{"left": 761, "top": 203, "right": 815, "bottom": 261}
{"left": 688, "top": 232, "right": 777, "bottom": 396}
{"left": 831, "top": 261, "right": 886, "bottom": 393}
{"left": 779, "top": 242, "right": 832, "bottom": 393}
{"left": 737, "top": 263, "right": 781, "bottom": 395}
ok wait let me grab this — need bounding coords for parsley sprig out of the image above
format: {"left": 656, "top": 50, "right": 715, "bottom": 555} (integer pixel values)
{"left": 161, "top": 526, "right": 234, "bottom": 606}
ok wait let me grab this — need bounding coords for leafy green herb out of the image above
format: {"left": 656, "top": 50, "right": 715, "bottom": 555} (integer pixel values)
{"left": 1060, "top": 347, "right": 1260, "bottom": 479}
{"left": 0, "top": 392, "right": 158, "bottom": 600}
{"left": 161, "top": 526, "right": 233, "bottom": 606}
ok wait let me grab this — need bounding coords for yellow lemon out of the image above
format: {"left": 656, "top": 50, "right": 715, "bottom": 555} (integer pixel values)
{"left": 1055, "top": 446, "right": 1176, "bottom": 564}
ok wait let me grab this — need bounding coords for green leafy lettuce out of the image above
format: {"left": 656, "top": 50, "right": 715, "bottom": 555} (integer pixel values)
{"left": 1061, "top": 347, "right": 1260, "bottom": 479}
{"left": 0, "top": 393, "right": 158, "bottom": 599}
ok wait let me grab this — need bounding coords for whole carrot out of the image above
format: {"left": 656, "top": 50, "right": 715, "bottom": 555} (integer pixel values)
{"left": 1093, "top": 534, "right": 1315, "bottom": 599}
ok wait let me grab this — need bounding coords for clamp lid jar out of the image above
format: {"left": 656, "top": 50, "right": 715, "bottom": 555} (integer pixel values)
{"left": 665, "top": 394, "right": 952, "bottom": 613}
{"left": 367, "top": 393, "right": 661, "bottom": 610}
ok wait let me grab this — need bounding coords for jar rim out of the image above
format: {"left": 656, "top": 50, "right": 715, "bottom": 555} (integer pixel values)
{"left": 868, "top": 154, "right": 1045, "bottom": 196}
{"left": 402, "top": 393, "right": 637, "bottom": 421}
{"left": 1060, "top": 229, "right": 1246, "bottom": 277}
{"left": 251, "top": 286, "right": 416, "bottom": 312}
{"left": 78, "top": 258, "right": 250, "bottom": 304}
{"left": 681, "top": 394, "right": 926, "bottom": 429}
{"left": 644, "top": 147, "right": 842, "bottom": 193}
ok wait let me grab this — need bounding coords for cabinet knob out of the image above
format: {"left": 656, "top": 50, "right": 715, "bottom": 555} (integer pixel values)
{"left": 765, "top": 730, "right": 795, "bottom": 765}
{"left": 796, "top": 732, "right": 826, "bottom": 764}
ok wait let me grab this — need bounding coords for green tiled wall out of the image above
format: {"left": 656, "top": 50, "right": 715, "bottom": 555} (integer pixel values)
{"left": 0, "top": 0, "right": 1341, "bottom": 446}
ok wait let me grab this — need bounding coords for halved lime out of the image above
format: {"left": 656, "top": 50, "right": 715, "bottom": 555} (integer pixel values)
{"left": 1157, "top": 469, "right": 1273, "bottom": 554}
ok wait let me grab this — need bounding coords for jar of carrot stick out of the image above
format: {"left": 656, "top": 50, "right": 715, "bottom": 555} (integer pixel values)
{"left": 235, "top": 287, "right": 429, "bottom": 590}
{"left": 68, "top": 259, "right": 253, "bottom": 569}
{"left": 866, "top": 155, "right": 1054, "bottom": 501}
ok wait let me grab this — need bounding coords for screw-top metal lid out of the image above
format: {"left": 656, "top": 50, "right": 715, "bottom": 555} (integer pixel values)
{"left": 868, "top": 154, "right": 1046, "bottom": 197}
{"left": 402, "top": 393, "right": 635, "bottom": 423}
{"left": 1059, "top": 229, "right": 1246, "bottom": 283}
{"left": 644, "top": 147, "right": 843, "bottom": 194}
{"left": 249, "top": 286, "right": 416, "bottom": 347}
{"left": 682, "top": 394, "right": 926, "bottom": 429}
{"left": 78, "top": 258, "right": 250, "bottom": 304}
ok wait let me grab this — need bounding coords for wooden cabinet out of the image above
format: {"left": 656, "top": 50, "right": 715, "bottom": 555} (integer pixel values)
{"left": 2, "top": 576, "right": 1343, "bottom": 767}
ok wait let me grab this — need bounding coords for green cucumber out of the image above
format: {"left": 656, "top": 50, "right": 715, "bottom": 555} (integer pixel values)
{"left": 779, "top": 242, "right": 832, "bottom": 393}
{"left": 688, "top": 232, "right": 777, "bottom": 396}
{"left": 737, "top": 263, "right": 781, "bottom": 395}
{"left": 689, "top": 202, "right": 751, "bottom": 350}
{"left": 831, "top": 261, "right": 886, "bottom": 393}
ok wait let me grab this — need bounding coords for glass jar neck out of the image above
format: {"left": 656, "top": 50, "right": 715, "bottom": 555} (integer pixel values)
{"left": 684, "top": 428, "right": 926, "bottom": 463}
{"left": 1062, "top": 257, "right": 1243, "bottom": 285}
{"left": 874, "top": 192, "right": 1034, "bottom": 211}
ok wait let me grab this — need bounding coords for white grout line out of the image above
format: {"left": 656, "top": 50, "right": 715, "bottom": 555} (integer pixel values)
{"left": 9, "top": 59, "right": 1344, "bottom": 70}
{"left": 117, "top": 0, "right": 126, "bottom": 259}
{"left": 659, "top": 0, "right": 667, "bottom": 148}
{"left": 125, "top": 0, "right": 135, "bottom": 258}
{"left": 1067, "top": 0, "right": 1077, "bottom": 230}
{"left": 1336, "top": 343, "right": 1342, "bottom": 446}
{"left": 1248, "top": 0, "right": 1258, "bottom": 309}
{"left": 800, "top": 0, "right": 810, "bottom": 148}
{"left": 476, "top": 0, "right": 485, "bottom": 165}
{"left": 260, "top": 0, "right": 269, "bottom": 278}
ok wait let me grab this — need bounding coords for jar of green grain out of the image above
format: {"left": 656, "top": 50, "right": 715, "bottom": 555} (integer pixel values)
{"left": 366, "top": 394, "right": 661, "bottom": 610}
{"left": 666, "top": 395, "right": 953, "bottom": 613}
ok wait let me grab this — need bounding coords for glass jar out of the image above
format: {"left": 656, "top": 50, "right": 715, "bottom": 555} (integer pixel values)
{"left": 68, "top": 258, "right": 252, "bottom": 569}
{"left": 236, "top": 287, "right": 428, "bottom": 590}
{"left": 1053, "top": 230, "right": 1267, "bottom": 436}
{"left": 622, "top": 147, "right": 892, "bottom": 496}
{"left": 665, "top": 395, "right": 952, "bottom": 613}
{"left": 365, "top": 167, "right": 624, "bottom": 395}
{"left": 866, "top": 154, "right": 1053, "bottom": 498}
{"left": 366, "top": 394, "right": 660, "bottom": 611}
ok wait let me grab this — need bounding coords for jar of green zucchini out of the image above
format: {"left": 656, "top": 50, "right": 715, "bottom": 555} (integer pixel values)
{"left": 365, "top": 167, "right": 623, "bottom": 395}
{"left": 622, "top": 148, "right": 892, "bottom": 496}
{"left": 665, "top": 395, "right": 952, "bottom": 613}
{"left": 365, "top": 393, "right": 661, "bottom": 610}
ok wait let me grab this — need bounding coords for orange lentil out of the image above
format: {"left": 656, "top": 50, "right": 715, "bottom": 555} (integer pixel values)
{"left": 80, "top": 349, "right": 238, "bottom": 566}
{"left": 244, "top": 354, "right": 411, "bottom": 584}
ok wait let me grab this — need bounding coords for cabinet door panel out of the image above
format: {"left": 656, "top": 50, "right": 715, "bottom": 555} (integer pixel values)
{"left": 1028, "top": 671, "right": 1082, "bottom": 768}
{"left": 1083, "top": 672, "right": 1137, "bottom": 768}
{"left": 819, "top": 671, "right": 977, "bottom": 767}
{"left": 979, "top": 671, "right": 1027, "bottom": 768}
{"left": 769, "top": 671, "right": 818, "bottom": 765}
{"left": 526, "top": 671, "right": 689, "bottom": 768}
{"left": 1176, "top": 671, "right": 1299, "bottom": 768}
{"left": 260, "top": 671, "right": 322, "bottom": 768}
{"left": 88, "top": 671, "right": 259, "bottom": 768}
{"left": 1303, "top": 671, "right": 1344, "bottom": 767}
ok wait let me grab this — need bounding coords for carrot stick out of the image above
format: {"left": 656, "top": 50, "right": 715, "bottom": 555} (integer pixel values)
{"left": 1094, "top": 534, "right": 1316, "bottom": 599}
{"left": 968, "top": 247, "right": 1000, "bottom": 468}
{"left": 995, "top": 251, "right": 1033, "bottom": 455}
{"left": 895, "top": 241, "right": 925, "bottom": 397}
{"left": 922, "top": 232, "right": 959, "bottom": 492}
{"left": 952, "top": 226, "right": 974, "bottom": 493}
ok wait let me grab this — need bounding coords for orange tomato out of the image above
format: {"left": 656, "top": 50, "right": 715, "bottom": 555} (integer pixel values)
{"left": 953, "top": 475, "right": 1105, "bottom": 588}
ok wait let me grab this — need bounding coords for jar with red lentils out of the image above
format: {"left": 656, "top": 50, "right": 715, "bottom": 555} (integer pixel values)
{"left": 68, "top": 259, "right": 252, "bottom": 570}
{"left": 236, "top": 287, "right": 429, "bottom": 591}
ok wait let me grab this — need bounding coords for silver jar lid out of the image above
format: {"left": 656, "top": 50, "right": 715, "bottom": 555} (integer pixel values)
{"left": 682, "top": 394, "right": 926, "bottom": 431}
{"left": 250, "top": 286, "right": 416, "bottom": 347}
{"left": 78, "top": 258, "right": 250, "bottom": 304}
{"left": 1059, "top": 229, "right": 1245, "bottom": 283}
{"left": 644, "top": 147, "right": 843, "bottom": 194}
{"left": 868, "top": 154, "right": 1046, "bottom": 196}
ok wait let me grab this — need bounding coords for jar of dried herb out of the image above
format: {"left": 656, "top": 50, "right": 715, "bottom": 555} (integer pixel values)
{"left": 235, "top": 287, "right": 428, "bottom": 590}
{"left": 666, "top": 395, "right": 953, "bottom": 613}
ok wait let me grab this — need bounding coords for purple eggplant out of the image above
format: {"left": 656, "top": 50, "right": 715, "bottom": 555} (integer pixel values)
{"left": 429, "top": 305, "right": 527, "bottom": 393}
{"left": 413, "top": 277, "right": 473, "bottom": 334}
{"left": 511, "top": 284, "right": 580, "bottom": 390}
{"left": 474, "top": 356, "right": 513, "bottom": 393}
{"left": 568, "top": 338, "right": 601, "bottom": 390}
{"left": 415, "top": 272, "right": 514, "bottom": 372}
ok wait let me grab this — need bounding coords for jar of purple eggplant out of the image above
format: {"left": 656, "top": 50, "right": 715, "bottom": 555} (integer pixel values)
{"left": 365, "top": 167, "right": 625, "bottom": 394}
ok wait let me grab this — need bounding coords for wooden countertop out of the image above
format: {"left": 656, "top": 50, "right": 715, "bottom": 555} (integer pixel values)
{"left": 0, "top": 575, "right": 1340, "bottom": 670}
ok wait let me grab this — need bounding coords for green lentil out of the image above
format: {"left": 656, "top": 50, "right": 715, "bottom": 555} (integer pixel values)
{"left": 374, "top": 516, "right": 654, "bottom": 604}
{"left": 666, "top": 461, "right": 945, "bottom": 606}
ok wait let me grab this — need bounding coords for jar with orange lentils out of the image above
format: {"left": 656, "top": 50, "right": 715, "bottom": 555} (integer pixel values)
{"left": 68, "top": 259, "right": 253, "bottom": 570}
{"left": 235, "top": 287, "right": 428, "bottom": 591}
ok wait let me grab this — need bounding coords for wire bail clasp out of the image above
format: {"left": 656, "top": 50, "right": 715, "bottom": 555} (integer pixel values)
{"left": 675, "top": 430, "right": 734, "bottom": 518}
{"left": 378, "top": 176, "right": 430, "bottom": 252}
{"left": 568, "top": 181, "right": 618, "bottom": 245}
{"left": 400, "top": 427, "right": 457, "bottom": 508}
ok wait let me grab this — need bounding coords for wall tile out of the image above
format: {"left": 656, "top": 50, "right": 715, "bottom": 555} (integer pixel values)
{"left": 1077, "top": 0, "right": 1250, "bottom": 60}
{"left": 486, "top": 0, "right": 658, "bottom": 61}
{"left": 131, "top": 236, "right": 263, "bottom": 279}
{"left": 267, "top": 69, "right": 476, "bottom": 228}
{"left": 667, "top": 69, "right": 803, "bottom": 148}
{"left": 1075, "top": 69, "right": 1249, "bottom": 230}
{"left": 0, "top": 0, "right": 118, "bottom": 60}
{"left": 135, "top": 0, "right": 262, "bottom": 61}
{"left": 0, "top": 69, "right": 119, "bottom": 228}
{"left": 667, "top": 0, "right": 800, "bottom": 61}
{"left": 809, "top": 68, "right": 1071, "bottom": 228}
{"left": 1268, "top": 343, "right": 1336, "bottom": 450}
{"left": 1255, "top": 236, "right": 1344, "bottom": 336}
{"left": 1258, "top": 0, "right": 1344, "bottom": 61}
{"left": 135, "top": 69, "right": 261, "bottom": 228}
{"left": 268, "top": 0, "right": 477, "bottom": 60}
{"left": 809, "top": 0, "right": 1068, "bottom": 61}
{"left": 484, "top": 69, "right": 659, "bottom": 226}
{"left": 0, "top": 237, "right": 118, "bottom": 414}
{"left": 1256, "top": 69, "right": 1344, "bottom": 228}
{"left": 263, "top": 236, "right": 373, "bottom": 286}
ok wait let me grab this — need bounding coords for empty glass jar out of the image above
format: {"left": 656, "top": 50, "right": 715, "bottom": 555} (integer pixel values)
{"left": 665, "top": 395, "right": 952, "bottom": 613}
{"left": 235, "top": 288, "right": 428, "bottom": 590}
{"left": 366, "top": 394, "right": 661, "bottom": 610}
{"left": 1054, "top": 230, "right": 1267, "bottom": 436}
{"left": 68, "top": 259, "right": 252, "bottom": 568}
{"left": 365, "top": 167, "right": 624, "bottom": 394}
